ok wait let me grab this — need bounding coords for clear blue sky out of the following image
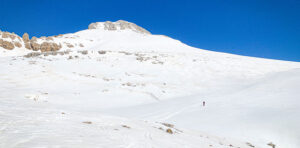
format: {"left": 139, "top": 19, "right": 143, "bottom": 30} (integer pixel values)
{"left": 0, "top": 0, "right": 299, "bottom": 62}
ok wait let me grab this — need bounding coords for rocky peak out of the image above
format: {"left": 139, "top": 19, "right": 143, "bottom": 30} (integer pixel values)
{"left": 88, "top": 20, "right": 151, "bottom": 35}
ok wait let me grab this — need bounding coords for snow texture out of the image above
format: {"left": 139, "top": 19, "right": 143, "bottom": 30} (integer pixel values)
{"left": 1, "top": 21, "right": 300, "bottom": 148}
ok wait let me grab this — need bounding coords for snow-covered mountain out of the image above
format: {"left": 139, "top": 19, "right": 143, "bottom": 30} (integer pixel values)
{"left": 1, "top": 20, "right": 300, "bottom": 148}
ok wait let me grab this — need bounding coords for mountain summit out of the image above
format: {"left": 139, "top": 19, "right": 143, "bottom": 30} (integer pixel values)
{"left": 88, "top": 20, "right": 151, "bottom": 34}
{"left": 1, "top": 20, "right": 186, "bottom": 54}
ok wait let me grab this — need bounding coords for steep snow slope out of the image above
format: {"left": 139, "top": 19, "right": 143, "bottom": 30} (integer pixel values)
{"left": 1, "top": 20, "right": 300, "bottom": 148}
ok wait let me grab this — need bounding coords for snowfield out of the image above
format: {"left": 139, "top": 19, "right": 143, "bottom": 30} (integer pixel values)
{"left": 1, "top": 21, "right": 300, "bottom": 148}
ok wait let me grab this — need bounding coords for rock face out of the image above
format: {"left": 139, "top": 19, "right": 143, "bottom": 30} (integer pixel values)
{"left": 40, "top": 42, "right": 62, "bottom": 52}
{"left": 27, "top": 38, "right": 62, "bottom": 52}
{"left": 0, "top": 39, "right": 15, "bottom": 50}
{"left": 22, "top": 33, "right": 30, "bottom": 42}
{"left": 30, "top": 42, "right": 40, "bottom": 51}
{"left": 0, "top": 39, "right": 3, "bottom": 48}
{"left": 14, "top": 42, "right": 22, "bottom": 48}
{"left": 0, "top": 32, "right": 22, "bottom": 50}
{"left": 31, "top": 36, "right": 38, "bottom": 42}
{"left": 1, "top": 30, "right": 65, "bottom": 52}
{"left": 88, "top": 20, "right": 151, "bottom": 34}
{"left": 20, "top": 33, "right": 62, "bottom": 51}
{"left": 25, "top": 43, "right": 31, "bottom": 49}
{"left": 1, "top": 32, "right": 10, "bottom": 38}
{"left": 22, "top": 33, "right": 31, "bottom": 49}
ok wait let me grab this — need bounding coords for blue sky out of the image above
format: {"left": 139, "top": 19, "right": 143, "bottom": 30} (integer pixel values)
{"left": 0, "top": 0, "right": 299, "bottom": 62}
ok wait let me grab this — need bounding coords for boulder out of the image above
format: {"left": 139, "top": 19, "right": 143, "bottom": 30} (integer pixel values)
{"left": 25, "top": 42, "right": 32, "bottom": 50}
{"left": 22, "top": 33, "right": 30, "bottom": 42}
{"left": 31, "top": 36, "right": 38, "bottom": 42}
{"left": 54, "top": 43, "right": 62, "bottom": 51}
{"left": 40, "top": 42, "right": 51, "bottom": 52}
{"left": 14, "top": 42, "right": 22, "bottom": 48}
{"left": 66, "top": 43, "right": 74, "bottom": 48}
{"left": 30, "top": 42, "right": 40, "bottom": 51}
{"left": 40, "top": 42, "right": 62, "bottom": 52}
{"left": 1, "top": 40, "right": 15, "bottom": 50}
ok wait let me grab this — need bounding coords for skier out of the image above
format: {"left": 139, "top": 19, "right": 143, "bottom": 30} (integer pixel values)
{"left": 203, "top": 101, "right": 205, "bottom": 107}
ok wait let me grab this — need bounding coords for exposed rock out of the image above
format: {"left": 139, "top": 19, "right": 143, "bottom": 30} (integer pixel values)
{"left": 54, "top": 34, "right": 63, "bottom": 37}
{"left": 119, "top": 20, "right": 132, "bottom": 30}
{"left": 122, "top": 125, "right": 130, "bottom": 129}
{"left": 246, "top": 142, "right": 255, "bottom": 148}
{"left": 30, "top": 42, "right": 40, "bottom": 51}
{"left": 166, "top": 128, "right": 173, "bottom": 134}
{"left": 104, "top": 21, "right": 117, "bottom": 30}
{"left": 22, "top": 33, "right": 30, "bottom": 42}
{"left": 88, "top": 23, "right": 97, "bottom": 29}
{"left": 98, "top": 50, "right": 106, "bottom": 54}
{"left": 40, "top": 42, "right": 62, "bottom": 52}
{"left": 31, "top": 36, "right": 38, "bottom": 42}
{"left": 14, "top": 42, "right": 22, "bottom": 48}
{"left": 1, "top": 32, "right": 10, "bottom": 38}
{"left": 24, "top": 52, "right": 42, "bottom": 58}
{"left": 46, "top": 37, "right": 54, "bottom": 41}
{"left": 162, "top": 123, "right": 174, "bottom": 128}
{"left": 82, "top": 121, "right": 92, "bottom": 124}
{"left": 54, "top": 43, "right": 62, "bottom": 51}
{"left": 0, "top": 31, "right": 22, "bottom": 42}
{"left": 1, "top": 20, "right": 150, "bottom": 52}
{"left": 1, "top": 40, "right": 15, "bottom": 50}
{"left": 79, "top": 50, "right": 88, "bottom": 55}
{"left": 66, "top": 43, "right": 74, "bottom": 48}
{"left": 40, "top": 42, "right": 51, "bottom": 52}
{"left": 267, "top": 142, "right": 276, "bottom": 148}
{"left": 25, "top": 42, "right": 32, "bottom": 50}
{"left": 88, "top": 20, "right": 151, "bottom": 34}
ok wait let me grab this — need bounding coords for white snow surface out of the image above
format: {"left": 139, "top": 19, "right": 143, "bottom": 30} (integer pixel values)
{"left": 1, "top": 24, "right": 300, "bottom": 148}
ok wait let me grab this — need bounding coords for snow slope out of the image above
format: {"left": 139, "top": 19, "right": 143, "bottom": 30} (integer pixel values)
{"left": 104, "top": 69, "right": 300, "bottom": 148}
{"left": 0, "top": 20, "right": 300, "bottom": 148}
